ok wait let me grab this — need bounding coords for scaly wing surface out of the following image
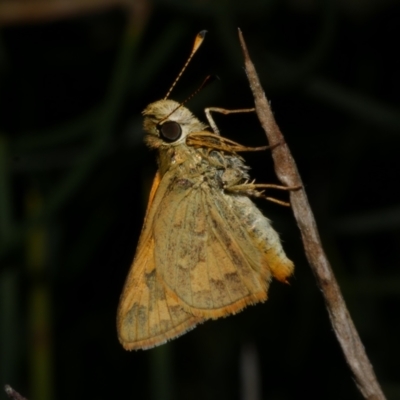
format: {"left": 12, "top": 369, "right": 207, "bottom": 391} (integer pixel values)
{"left": 117, "top": 172, "right": 204, "bottom": 350}
{"left": 153, "top": 179, "right": 285, "bottom": 318}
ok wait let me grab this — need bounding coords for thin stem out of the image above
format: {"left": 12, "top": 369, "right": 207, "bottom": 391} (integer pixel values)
{"left": 238, "top": 28, "right": 386, "bottom": 400}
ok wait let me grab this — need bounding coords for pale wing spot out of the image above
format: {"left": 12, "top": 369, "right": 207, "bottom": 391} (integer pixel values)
{"left": 190, "top": 259, "right": 212, "bottom": 307}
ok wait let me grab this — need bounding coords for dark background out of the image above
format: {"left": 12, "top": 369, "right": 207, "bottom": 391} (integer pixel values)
{"left": 0, "top": 0, "right": 399, "bottom": 399}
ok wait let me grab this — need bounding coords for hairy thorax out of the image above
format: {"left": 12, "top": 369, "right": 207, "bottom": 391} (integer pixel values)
{"left": 156, "top": 143, "right": 251, "bottom": 192}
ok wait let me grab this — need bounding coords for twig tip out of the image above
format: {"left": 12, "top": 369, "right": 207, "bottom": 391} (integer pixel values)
{"left": 4, "top": 385, "right": 28, "bottom": 400}
{"left": 237, "top": 29, "right": 248, "bottom": 57}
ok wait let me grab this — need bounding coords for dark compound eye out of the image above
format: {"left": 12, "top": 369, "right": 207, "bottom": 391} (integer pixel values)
{"left": 158, "top": 121, "right": 182, "bottom": 142}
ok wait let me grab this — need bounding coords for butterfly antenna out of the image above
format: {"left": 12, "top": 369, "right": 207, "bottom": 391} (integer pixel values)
{"left": 164, "top": 30, "right": 207, "bottom": 100}
{"left": 180, "top": 74, "right": 217, "bottom": 107}
{"left": 160, "top": 75, "right": 218, "bottom": 123}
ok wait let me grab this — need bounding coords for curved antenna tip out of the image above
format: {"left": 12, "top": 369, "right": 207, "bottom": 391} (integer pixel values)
{"left": 193, "top": 30, "right": 207, "bottom": 52}
{"left": 198, "top": 30, "right": 208, "bottom": 38}
{"left": 165, "top": 30, "right": 208, "bottom": 99}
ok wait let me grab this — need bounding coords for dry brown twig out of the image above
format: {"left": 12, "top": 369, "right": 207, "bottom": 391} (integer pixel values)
{"left": 237, "top": 29, "right": 386, "bottom": 400}
{"left": 4, "top": 385, "right": 28, "bottom": 400}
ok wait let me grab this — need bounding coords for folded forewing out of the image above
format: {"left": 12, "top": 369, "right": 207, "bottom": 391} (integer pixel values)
{"left": 154, "top": 181, "right": 273, "bottom": 318}
{"left": 117, "top": 172, "right": 204, "bottom": 350}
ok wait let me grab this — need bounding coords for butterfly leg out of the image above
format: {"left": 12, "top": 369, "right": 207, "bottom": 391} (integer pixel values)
{"left": 204, "top": 107, "right": 255, "bottom": 135}
{"left": 225, "top": 182, "right": 301, "bottom": 207}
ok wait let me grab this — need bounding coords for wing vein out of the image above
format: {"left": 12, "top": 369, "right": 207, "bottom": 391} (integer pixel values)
{"left": 208, "top": 191, "right": 254, "bottom": 295}
{"left": 205, "top": 193, "right": 235, "bottom": 304}
{"left": 170, "top": 185, "right": 195, "bottom": 304}
{"left": 201, "top": 189, "right": 215, "bottom": 308}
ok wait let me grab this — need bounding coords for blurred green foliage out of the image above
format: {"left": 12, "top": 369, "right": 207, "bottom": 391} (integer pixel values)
{"left": 0, "top": 1, "right": 399, "bottom": 399}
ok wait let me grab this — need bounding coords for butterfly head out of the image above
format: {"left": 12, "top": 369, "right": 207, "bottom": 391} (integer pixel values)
{"left": 143, "top": 99, "right": 207, "bottom": 148}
